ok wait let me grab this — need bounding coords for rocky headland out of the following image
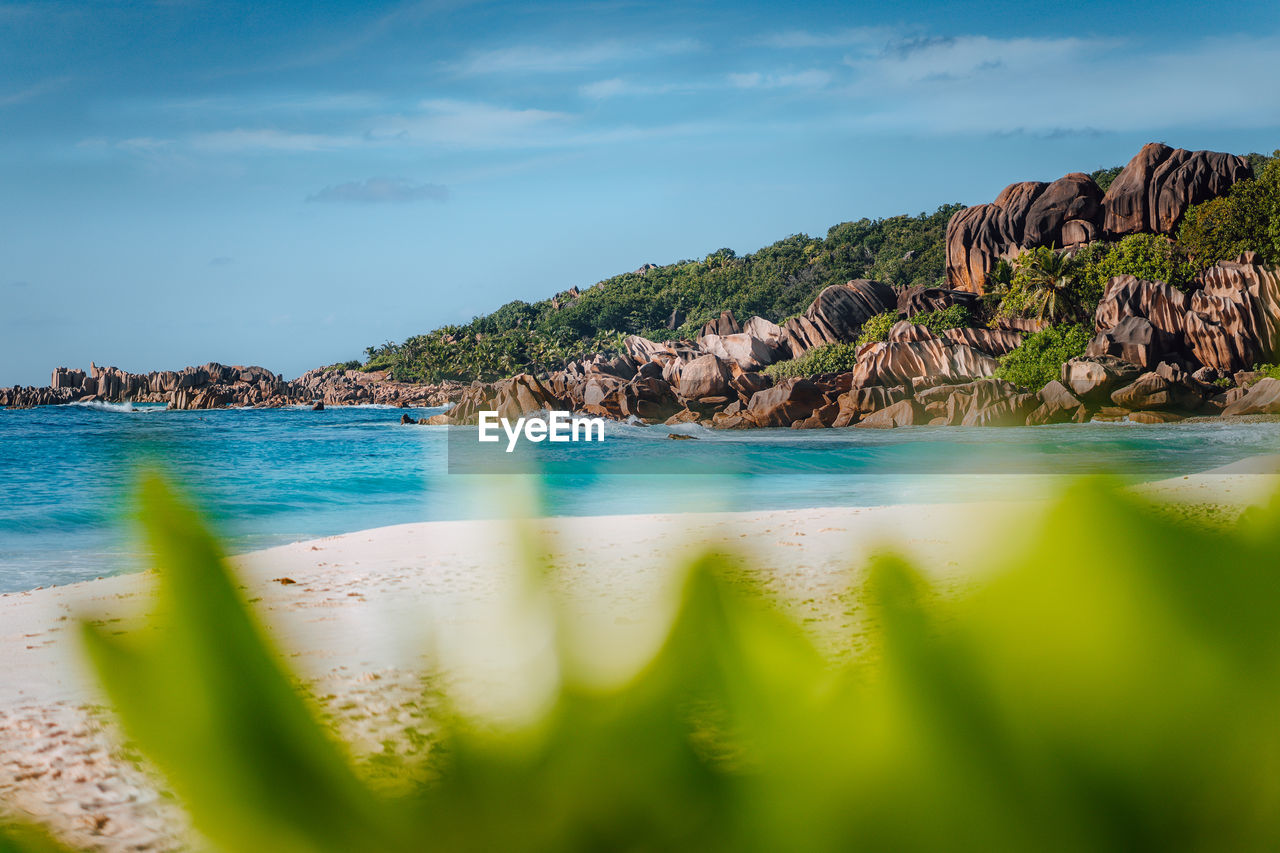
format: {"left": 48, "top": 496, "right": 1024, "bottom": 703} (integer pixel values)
{"left": 424, "top": 252, "right": 1280, "bottom": 430}
{"left": 0, "top": 363, "right": 466, "bottom": 411}
{"left": 425, "top": 143, "right": 1280, "bottom": 430}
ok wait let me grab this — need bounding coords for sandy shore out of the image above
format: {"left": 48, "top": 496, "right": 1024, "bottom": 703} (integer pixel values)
{"left": 3, "top": 463, "right": 1279, "bottom": 850}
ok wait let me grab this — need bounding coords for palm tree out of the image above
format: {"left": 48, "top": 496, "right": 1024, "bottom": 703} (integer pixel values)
{"left": 1011, "top": 247, "right": 1084, "bottom": 324}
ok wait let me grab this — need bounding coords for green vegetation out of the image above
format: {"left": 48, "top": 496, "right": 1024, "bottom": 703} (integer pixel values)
{"left": 995, "top": 246, "right": 1088, "bottom": 323}
{"left": 853, "top": 304, "right": 972, "bottom": 348}
{"left": 351, "top": 148, "right": 1280, "bottom": 387}
{"left": 1078, "top": 233, "right": 1198, "bottom": 295}
{"left": 13, "top": 476, "right": 1280, "bottom": 849}
{"left": 994, "top": 324, "right": 1091, "bottom": 390}
{"left": 360, "top": 206, "right": 962, "bottom": 382}
{"left": 767, "top": 306, "right": 972, "bottom": 380}
{"left": 854, "top": 311, "right": 897, "bottom": 347}
{"left": 764, "top": 341, "right": 862, "bottom": 380}
{"left": 1252, "top": 363, "right": 1280, "bottom": 381}
{"left": 1178, "top": 153, "right": 1280, "bottom": 269}
{"left": 1090, "top": 165, "right": 1123, "bottom": 192}
{"left": 993, "top": 232, "right": 1200, "bottom": 329}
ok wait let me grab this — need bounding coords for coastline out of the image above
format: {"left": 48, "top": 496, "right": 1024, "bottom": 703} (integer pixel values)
{"left": 2, "top": 461, "right": 1278, "bottom": 850}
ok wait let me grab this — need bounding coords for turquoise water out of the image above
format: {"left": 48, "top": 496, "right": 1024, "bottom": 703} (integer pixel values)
{"left": 3, "top": 402, "right": 1280, "bottom": 592}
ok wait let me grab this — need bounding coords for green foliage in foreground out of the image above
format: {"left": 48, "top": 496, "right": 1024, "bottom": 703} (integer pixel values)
{"left": 360, "top": 206, "right": 961, "bottom": 382}
{"left": 995, "top": 324, "right": 1091, "bottom": 391}
{"left": 14, "top": 476, "right": 1280, "bottom": 850}
{"left": 763, "top": 342, "right": 863, "bottom": 380}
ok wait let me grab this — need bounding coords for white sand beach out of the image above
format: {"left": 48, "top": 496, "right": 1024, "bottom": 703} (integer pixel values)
{"left": 2, "top": 463, "right": 1279, "bottom": 851}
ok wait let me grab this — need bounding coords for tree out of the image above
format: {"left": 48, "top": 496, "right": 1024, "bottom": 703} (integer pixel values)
{"left": 1001, "top": 247, "right": 1086, "bottom": 324}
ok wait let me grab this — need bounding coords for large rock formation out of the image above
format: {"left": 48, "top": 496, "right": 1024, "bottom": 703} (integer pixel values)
{"left": 1078, "top": 255, "right": 1280, "bottom": 376}
{"left": 1102, "top": 143, "right": 1252, "bottom": 238}
{"left": 850, "top": 339, "right": 999, "bottom": 389}
{"left": 945, "top": 143, "right": 1252, "bottom": 293}
{"left": 781, "top": 280, "right": 896, "bottom": 356}
{"left": 1183, "top": 255, "right": 1280, "bottom": 373}
{"left": 1060, "top": 356, "right": 1142, "bottom": 403}
{"left": 1222, "top": 377, "right": 1280, "bottom": 416}
{"left": 896, "top": 285, "right": 979, "bottom": 319}
{"left": 945, "top": 173, "right": 1102, "bottom": 293}
{"left": 942, "top": 327, "right": 1024, "bottom": 357}
{"left": 1093, "top": 275, "right": 1188, "bottom": 338}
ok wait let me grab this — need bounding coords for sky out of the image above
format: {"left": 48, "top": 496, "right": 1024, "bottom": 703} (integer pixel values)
{"left": 2, "top": 0, "right": 1280, "bottom": 386}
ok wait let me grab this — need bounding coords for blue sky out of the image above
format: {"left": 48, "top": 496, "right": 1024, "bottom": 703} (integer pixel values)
{"left": 3, "top": 0, "right": 1280, "bottom": 385}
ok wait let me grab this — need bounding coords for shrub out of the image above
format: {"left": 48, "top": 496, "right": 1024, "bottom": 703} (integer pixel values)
{"left": 855, "top": 305, "right": 971, "bottom": 348}
{"left": 1090, "top": 165, "right": 1123, "bottom": 193}
{"left": 913, "top": 304, "right": 971, "bottom": 334}
{"left": 854, "top": 311, "right": 896, "bottom": 346}
{"left": 764, "top": 341, "right": 862, "bottom": 380}
{"left": 994, "top": 324, "right": 1091, "bottom": 391}
{"left": 1178, "top": 155, "right": 1280, "bottom": 269}
{"left": 1078, "top": 233, "right": 1196, "bottom": 297}
{"left": 1253, "top": 363, "right": 1280, "bottom": 382}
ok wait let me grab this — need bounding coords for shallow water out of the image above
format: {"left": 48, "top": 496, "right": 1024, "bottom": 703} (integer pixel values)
{"left": 2, "top": 403, "right": 1279, "bottom": 592}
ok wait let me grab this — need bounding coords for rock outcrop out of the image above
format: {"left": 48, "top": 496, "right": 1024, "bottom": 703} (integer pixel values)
{"left": 850, "top": 339, "right": 999, "bottom": 389}
{"left": 1222, "top": 377, "right": 1280, "bottom": 416}
{"left": 781, "top": 280, "right": 896, "bottom": 356}
{"left": 1060, "top": 356, "right": 1143, "bottom": 403}
{"left": 0, "top": 362, "right": 464, "bottom": 410}
{"left": 896, "top": 286, "right": 979, "bottom": 319}
{"left": 945, "top": 173, "right": 1103, "bottom": 293}
{"left": 945, "top": 143, "right": 1252, "bottom": 293}
{"left": 1183, "top": 256, "right": 1280, "bottom": 373}
{"left": 1102, "top": 143, "right": 1252, "bottom": 238}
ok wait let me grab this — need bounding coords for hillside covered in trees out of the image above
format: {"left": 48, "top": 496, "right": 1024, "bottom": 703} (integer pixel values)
{"left": 357, "top": 204, "right": 962, "bottom": 382}
{"left": 354, "top": 162, "right": 1253, "bottom": 384}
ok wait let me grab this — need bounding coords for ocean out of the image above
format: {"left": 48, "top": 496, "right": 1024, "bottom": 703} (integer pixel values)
{"left": 3, "top": 402, "right": 1279, "bottom": 593}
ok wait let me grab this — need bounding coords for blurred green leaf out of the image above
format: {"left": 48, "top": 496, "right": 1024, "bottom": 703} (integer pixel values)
{"left": 0, "top": 824, "right": 77, "bottom": 853}
{"left": 80, "top": 475, "right": 402, "bottom": 853}
{"left": 3, "top": 472, "right": 1280, "bottom": 850}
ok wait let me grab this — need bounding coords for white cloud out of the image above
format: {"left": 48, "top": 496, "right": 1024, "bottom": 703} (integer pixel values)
{"left": 307, "top": 177, "right": 450, "bottom": 204}
{"left": 838, "top": 33, "right": 1280, "bottom": 136}
{"left": 116, "top": 136, "right": 176, "bottom": 153}
{"left": 188, "top": 128, "right": 359, "bottom": 153}
{"left": 450, "top": 37, "right": 700, "bottom": 75}
{"left": 844, "top": 35, "right": 1103, "bottom": 87}
{"left": 155, "top": 92, "right": 387, "bottom": 116}
{"left": 367, "top": 99, "right": 570, "bottom": 149}
{"left": 728, "top": 69, "right": 831, "bottom": 90}
{"left": 580, "top": 77, "right": 629, "bottom": 99}
{"left": 578, "top": 77, "right": 689, "bottom": 99}
{"left": 0, "top": 75, "right": 69, "bottom": 107}
{"left": 753, "top": 27, "right": 890, "bottom": 49}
